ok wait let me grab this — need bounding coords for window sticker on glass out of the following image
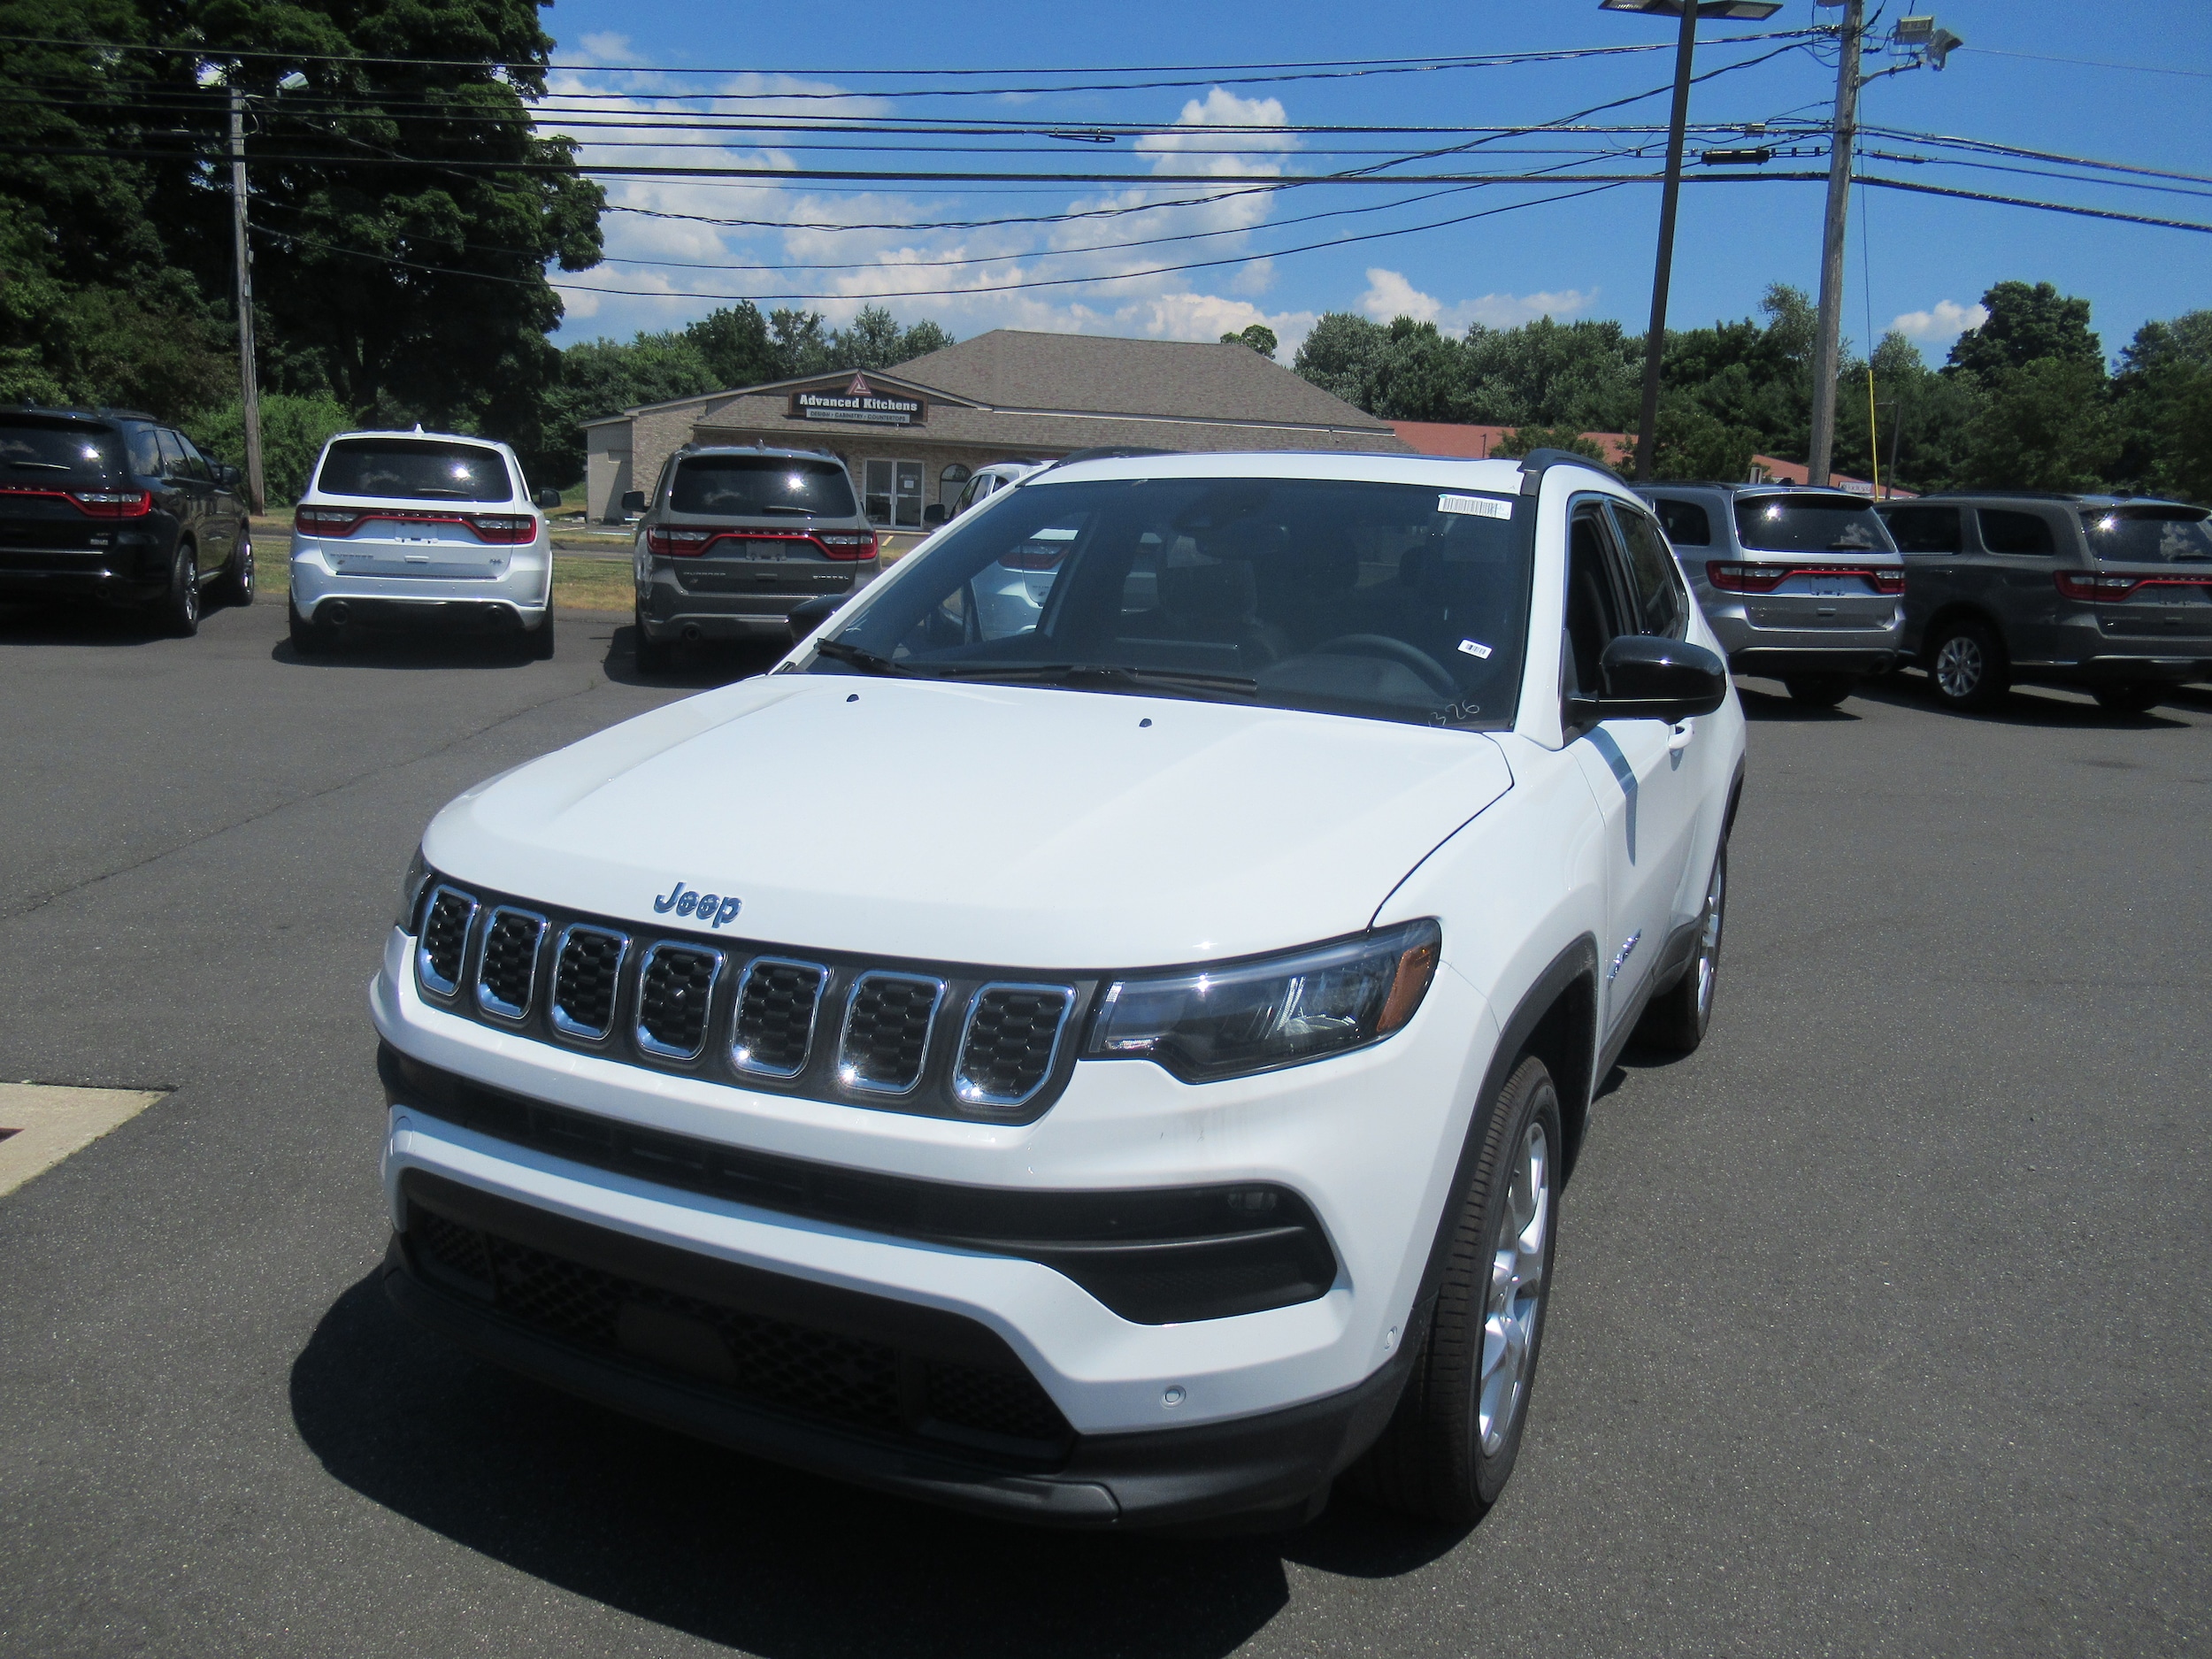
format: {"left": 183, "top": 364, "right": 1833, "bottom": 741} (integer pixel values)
{"left": 1438, "top": 494, "right": 1513, "bottom": 520}
{"left": 1457, "top": 639, "right": 1494, "bottom": 659}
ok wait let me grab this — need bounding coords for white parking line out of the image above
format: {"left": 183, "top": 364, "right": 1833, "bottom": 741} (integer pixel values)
{"left": 0, "top": 1083, "right": 166, "bottom": 1199}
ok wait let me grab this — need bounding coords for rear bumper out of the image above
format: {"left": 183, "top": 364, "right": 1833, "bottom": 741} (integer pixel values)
{"left": 639, "top": 560, "right": 877, "bottom": 641}
{"left": 382, "top": 1171, "right": 1412, "bottom": 1530}
{"left": 291, "top": 539, "right": 550, "bottom": 626}
{"left": 0, "top": 542, "right": 169, "bottom": 603}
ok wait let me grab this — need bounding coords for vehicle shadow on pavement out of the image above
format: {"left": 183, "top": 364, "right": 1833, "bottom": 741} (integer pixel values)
{"left": 599, "top": 621, "right": 785, "bottom": 690}
{"left": 292, "top": 1277, "right": 1472, "bottom": 1655}
{"left": 1731, "top": 683, "right": 1863, "bottom": 723}
{"left": 1848, "top": 671, "right": 2194, "bottom": 730}
{"left": 0, "top": 603, "right": 178, "bottom": 647}
{"left": 269, "top": 632, "right": 546, "bottom": 672}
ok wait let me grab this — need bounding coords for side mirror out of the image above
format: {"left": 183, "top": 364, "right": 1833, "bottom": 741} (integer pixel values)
{"left": 211, "top": 462, "right": 239, "bottom": 488}
{"left": 620, "top": 489, "right": 647, "bottom": 515}
{"left": 922, "top": 503, "right": 948, "bottom": 527}
{"left": 534, "top": 487, "right": 563, "bottom": 510}
{"left": 1571, "top": 635, "right": 1728, "bottom": 725}
{"left": 787, "top": 594, "right": 842, "bottom": 645}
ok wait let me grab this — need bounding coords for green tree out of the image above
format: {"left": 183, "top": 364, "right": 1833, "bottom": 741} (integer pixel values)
{"left": 2110, "top": 311, "right": 2212, "bottom": 496}
{"left": 532, "top": 332, "right": 718, "bottom": 486}
{"left": 1651, "top": 398, "right": 1761, "bottom": 481}
{"left": 684, "top": 303, "right": 780, "bottom": 389}
{"left": 1291, "top": 311, "right": 1386, "bottom": 410}
{"left": 826, "top": 305, "right": 954, "bottom": 373}
{"left": 1462, "top": 316, "right": 1640, "bottom": 430}
{"left": 1959, "top": 357, "right": 2119, "bottom": 489}
{"left": 1218, "top": 323, "right": 1278, "bottom": 358}
{"left": 185, "top": 389, "right": 352, "bottom": 503}
{"left": 1489, "top": 425, "right": 1608, "bottom": 463}
{"left": 769, "top": 309, "right": 835, "bottom": 377}
{"left": 1947, "top": 280, "right": 2103, "bottom": 380}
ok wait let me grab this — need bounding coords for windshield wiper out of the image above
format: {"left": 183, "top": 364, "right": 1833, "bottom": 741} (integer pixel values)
{"left": 918, "top": 662, "right": 1259, "bottom": 698}
{"left": 812, "top": 637, "right": 919, "bottom": 676}
{"left": 754, "top": 503, "right": 816, "bottom": 515}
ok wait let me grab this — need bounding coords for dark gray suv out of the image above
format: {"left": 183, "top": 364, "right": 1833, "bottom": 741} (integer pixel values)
{"left": 626, "top": 445, "right": 882, "bottom": 672}
{"left": 1878, "top": 493, "right": 2212, "bottom": 713}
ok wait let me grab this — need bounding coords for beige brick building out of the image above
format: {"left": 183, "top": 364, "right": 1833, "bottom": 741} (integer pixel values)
{"left": 580, "top": 329, "right": 1410, "bottom": 526}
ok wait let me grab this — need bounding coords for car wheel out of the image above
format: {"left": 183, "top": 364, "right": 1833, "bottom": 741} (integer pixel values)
{"left": 1926, "top": 618, "right": 2008, "bottom": 711}
{"left": 162, "top": 543, "right": 200, "bottom": 637}
{"left": 215, "top": 534, "right": 254, "bottom": 607}
{"left": 528, "top": 611, "right": 557, "bottom": 661}
{"left": 288, "top": 599, "right": 327, "bottom": 657}
{"left": 1783, "top": 673, "right": 1853, "bottom": 707}
{"left": 2093, "top": 682, "right": 2162, "bottom": 714}
{"left": 1634, "top": 841, "right": 1727, "bottom": 1055}
{"left": 634, "top": 603, "right": 672, "bottom": 673}
{"left": 1345, "top": 1053, "right": 1562, "bottom": 1525}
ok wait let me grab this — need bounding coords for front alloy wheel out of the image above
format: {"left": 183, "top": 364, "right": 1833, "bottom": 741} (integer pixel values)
{"left": 1479, "top": 1120, "right": 1551, "bottom": 1457}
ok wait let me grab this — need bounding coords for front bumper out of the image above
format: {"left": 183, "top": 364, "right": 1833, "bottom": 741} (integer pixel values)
{"left": 290, "top": 536, "right": 551, "bottom": 626}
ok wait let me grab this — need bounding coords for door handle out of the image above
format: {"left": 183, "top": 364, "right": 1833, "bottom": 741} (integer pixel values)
{"left": 1668, "top": 720, "right": 1694, "bottom": 753}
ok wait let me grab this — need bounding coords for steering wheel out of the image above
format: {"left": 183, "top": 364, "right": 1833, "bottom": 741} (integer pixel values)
{"left": 1309, "top": 634, "right": 1460, "bottom": 700}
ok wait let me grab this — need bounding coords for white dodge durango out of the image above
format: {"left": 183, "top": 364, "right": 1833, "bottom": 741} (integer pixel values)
{"left": 372, "top": 448, "right": 1747, "bottom": 1530}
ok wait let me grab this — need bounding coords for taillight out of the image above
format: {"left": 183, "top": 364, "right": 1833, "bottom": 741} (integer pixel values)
{"left": 1707, "top": 562, "right": 1789, "bottom": 594}
{"left": 464, "top": 513, "right": 535, "bottom": 545}
{"left": 2055, "top": 570, "right": 2140, "bottom": 603}
{"left": 1868, "top": 568, "right": 1905, "bottom": 596}
{"left": 814, "top": 531, "right": 877, "bottom": 561}
{"left": 296, "top": 506, "right": 362, "bottom": 537}
{"left": 999, "top": 547, "right": 1065, "bottom": 572}
{"left": 65, "top": 488, "right": 153, "bottom": 519}
{"left": 647, "top": 525, "right": 715, "bottom": 556}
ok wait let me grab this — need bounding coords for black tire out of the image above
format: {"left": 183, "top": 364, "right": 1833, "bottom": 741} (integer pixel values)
{"left": 634, "top": 603, "right": 672, "bottom": 673}
{"left": 1634, "top": 841, "right": 1727, "bottom": 1055}
{"left": 526, "top": 610, "right": 557, "bottom": 661}
{"left": 2093, "top": 682, "right": 2162, "bottom": 714}
{"left": 1925, "top": 618, "right": 2008, "bottom": 710}
{"left": 288, "top": 599, "right": 327, "bottom": 657}
{"left": 1783, "top": 673, "right": 1853, "bottom": 708}
{"left": 1346, "top": 1054, "right": 1563, "bottom": 1525}
{"left": 160, "top": 542, "right": 200, "bottom": 637}
{"left": 213, "top": 534, "right": 255, "bottom": 607}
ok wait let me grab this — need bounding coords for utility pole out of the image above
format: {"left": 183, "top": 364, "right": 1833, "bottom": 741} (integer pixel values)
{"left": 1805, "top": 0, "right": 1864, "bottom": 488}
{"left": 227, "top": 84, "right": 265, "bottom": 513}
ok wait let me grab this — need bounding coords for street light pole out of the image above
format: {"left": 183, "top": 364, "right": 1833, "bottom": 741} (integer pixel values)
{"left": 227, "top": 84, "right": 265, "bottom": 514}
{"left": 1805, "top": 0, "right": 1864, "bottom": 488}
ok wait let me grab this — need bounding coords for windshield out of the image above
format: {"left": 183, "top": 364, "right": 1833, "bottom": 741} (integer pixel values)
{"left": 0, "top": 419, "right": 121, "bottom": 481}
{"left": 1734, "top": 495, "right": 1893, "bottom": 554}
{"left": 811, "top": 475, "right": 1532, "bottom": 730}
{"left": 318, "top": 439, "right": 509, "bottom": 501}
{"left": 2082, "top": 506, "right": 2212, "bottom": 564}
{"left": 672, "top": 456, "right": 856, "bottom": 518}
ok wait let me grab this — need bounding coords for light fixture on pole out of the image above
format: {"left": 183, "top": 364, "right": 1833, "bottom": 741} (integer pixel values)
{"left": 1598, "top": 0, "right": 1784, "bottom": 481}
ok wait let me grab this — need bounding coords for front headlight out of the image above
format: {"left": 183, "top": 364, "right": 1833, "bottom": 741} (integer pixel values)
{"left": 395, "top": 844, "right": 432, "bottom": 932}
{"left": 1086, "top": 920, "right": 1440, "bottom": 1083}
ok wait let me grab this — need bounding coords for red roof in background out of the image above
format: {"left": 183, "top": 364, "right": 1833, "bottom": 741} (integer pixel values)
{"left": 1390, "top": 421, "right": 1633, "bottom": 469}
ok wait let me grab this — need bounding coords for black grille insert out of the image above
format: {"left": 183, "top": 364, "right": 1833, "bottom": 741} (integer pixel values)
{"left": 732, "top": 957, "right": 826, "bottom": 1078}
{"left": 552, "top": 926, "right": 627, "bottom": 1041}
{"left": 419, "top": 887, "right": 477, "bottom": 996}
{"left": 637, "top": 943, "right": 721, "bottom": 1059}
{"left": 954, "top": 985, "right": 1074, "bottom": 1109}
{"left": 840, "top": 973, "right": 942, "bottom": 1094}
{"left": 476, "top": 908, "right": 546, "bottom": 1020}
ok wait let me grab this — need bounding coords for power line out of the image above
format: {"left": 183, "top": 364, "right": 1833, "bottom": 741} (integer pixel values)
{"left": 1954, "top": 44, "right": 2212, "bottom": 80}
{"left": 1856, "top": 174, "right": 2212, "bottom": 234}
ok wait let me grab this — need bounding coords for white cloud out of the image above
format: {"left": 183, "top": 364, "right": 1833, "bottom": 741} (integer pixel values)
{"left": 1358, "top": 268, "right": 1595, "bottom": 332}
{"left": 1892, "top": 299, "right": 1989, "bottom": 344}
{"left": 574, "top": 32, "right": 640, "bottom": 65}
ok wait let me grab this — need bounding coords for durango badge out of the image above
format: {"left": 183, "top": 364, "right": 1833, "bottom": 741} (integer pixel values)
{"left": 653, "top": 881, "right": 741, "bottom": 928}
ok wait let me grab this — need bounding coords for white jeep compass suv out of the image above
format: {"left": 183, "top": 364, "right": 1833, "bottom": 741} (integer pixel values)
{"left": 373, "top": 448, "right": 1746, "bottom": 1529}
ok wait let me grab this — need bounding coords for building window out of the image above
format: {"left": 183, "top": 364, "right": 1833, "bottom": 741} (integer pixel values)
{"left": 864, "top": 458, "right": 926, "bottom": 528}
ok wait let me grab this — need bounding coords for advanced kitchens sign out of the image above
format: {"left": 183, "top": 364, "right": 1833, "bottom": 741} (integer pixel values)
{"left": 789, "top": 373, "right": 926, "bottom": 427}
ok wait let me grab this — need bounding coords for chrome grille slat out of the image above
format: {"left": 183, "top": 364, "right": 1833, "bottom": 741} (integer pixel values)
{"left": 838, "top": 972, "right": 945, "bottom": 1095}
{"left": 551, "top": 925, "right": 628, "bottom": 1041}
{"left": 474, "top": 907, "right": 548, "bottom": 1021}
{"left": 636, "top": 943, "right": 723, "bottom": 1060}
{"left": 417, "top": 886, "right": 478, "bottom": 998}
{"left": 953, "top": 984, "right": 1075, "bottom": 1110}
{"left": 730, "top": 956, "right": 827, "bottom": 1079}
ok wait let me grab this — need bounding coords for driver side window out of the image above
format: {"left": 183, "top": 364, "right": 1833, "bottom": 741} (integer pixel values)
{"left": 1564, "top": 506, "right": 1632, "bottom": 701}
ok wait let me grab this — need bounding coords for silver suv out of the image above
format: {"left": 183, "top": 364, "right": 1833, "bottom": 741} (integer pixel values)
{"left": 627, "top": 445, "right": 882, "bottom": 672}
{"left": 1635, "top": 483, "right": 1904, "bottom": 706}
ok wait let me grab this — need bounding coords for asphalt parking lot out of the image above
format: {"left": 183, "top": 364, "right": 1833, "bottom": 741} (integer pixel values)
{"left": 2, "top": 593, "right": 2206, "bottom": 1658}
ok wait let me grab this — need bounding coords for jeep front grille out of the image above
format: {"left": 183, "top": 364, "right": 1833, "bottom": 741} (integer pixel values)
{"left": 475, "top": 908, "right": 546, "bottom": 1020}
{"left": 731, "top": 957, "right": 826, "bottom": 1078}
{"left": 838, "top": 973, "right": 943, "bottom": 1094}
{"left": 953, "top": 985, "right": 1075, "bottom": 1110}
{"left": 636, "top": 943, "right": 722, "bottom": 1059}
{"left": 551, "top": 925, "right": 627, "bottom": 1041}
{"left": 418, "top": 887, "right": 477, "bottom": 997}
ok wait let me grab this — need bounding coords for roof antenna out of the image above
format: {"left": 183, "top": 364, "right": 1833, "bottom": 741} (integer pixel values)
{"left": 412, "top": 422, "right": 423, "bottom": 434}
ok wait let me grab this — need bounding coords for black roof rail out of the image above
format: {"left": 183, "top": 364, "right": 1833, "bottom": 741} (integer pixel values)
{"left": 1058, "top": 445, "right": 1179, "bottom": 465}
{"left": 1514, "top": 446, "right": 1624, "bottom": 494}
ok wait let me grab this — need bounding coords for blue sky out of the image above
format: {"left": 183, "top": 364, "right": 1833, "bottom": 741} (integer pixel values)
{"left": 534, "top": 0, "right": 2210, "bottom": 372}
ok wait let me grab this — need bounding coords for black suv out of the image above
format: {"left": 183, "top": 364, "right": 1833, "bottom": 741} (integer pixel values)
{"left": 1878, "top": 493, "right": 2212, "bottom": 713}
{"left": 0, "top": 407, "right": 251, "bottom": 634}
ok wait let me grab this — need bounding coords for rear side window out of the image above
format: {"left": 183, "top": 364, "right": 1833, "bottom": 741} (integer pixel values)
{"left": 319, "top": 439, "right": 510, "bottom": 502}
{"left": 1648, "top": 496, "right": 1711, "bottom": 547}
{"left": 2081, "top": 506, "right": 2212, "bottom": 564}
{"left": 122, "top": 424, "right": 161, "bottom": 477}
{"left": 671, "top": 456, "right": 856, "bottom": 518}
{"left": 0, "top": 419, "right": 121, "bottom": 480}
{"left": 1882, "top": 505, "right": 1961, "bottom": 553}
{"left": 1610, "top": 506, "right": 1687, "bottom": 637}
{"left": 1734, "top": 495, "right": 1893, "bottom": 554}
{"left": 1978, "top": 509, "right": 2055, "bottom": 555}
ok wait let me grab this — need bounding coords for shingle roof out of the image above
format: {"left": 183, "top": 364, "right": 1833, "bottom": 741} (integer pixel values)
{"left": 694, "top": 395, "right": 1409, "bottom": 456}
{"left": 887, "top": 329, "right": 1395, "bottom": 433}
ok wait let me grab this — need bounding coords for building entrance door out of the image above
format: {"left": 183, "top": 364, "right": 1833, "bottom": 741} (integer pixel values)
{"left": 864, "top": 458, "right": 925, "bottom": 528}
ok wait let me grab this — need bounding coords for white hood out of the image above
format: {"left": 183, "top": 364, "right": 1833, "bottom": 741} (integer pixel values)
{"left": 425, "top": 674, "right": 1513, "bottom": 968}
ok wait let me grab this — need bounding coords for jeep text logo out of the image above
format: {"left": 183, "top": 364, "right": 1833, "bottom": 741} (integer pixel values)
{"left": 654, "top": 882, "right": 741, "bottom": 929}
